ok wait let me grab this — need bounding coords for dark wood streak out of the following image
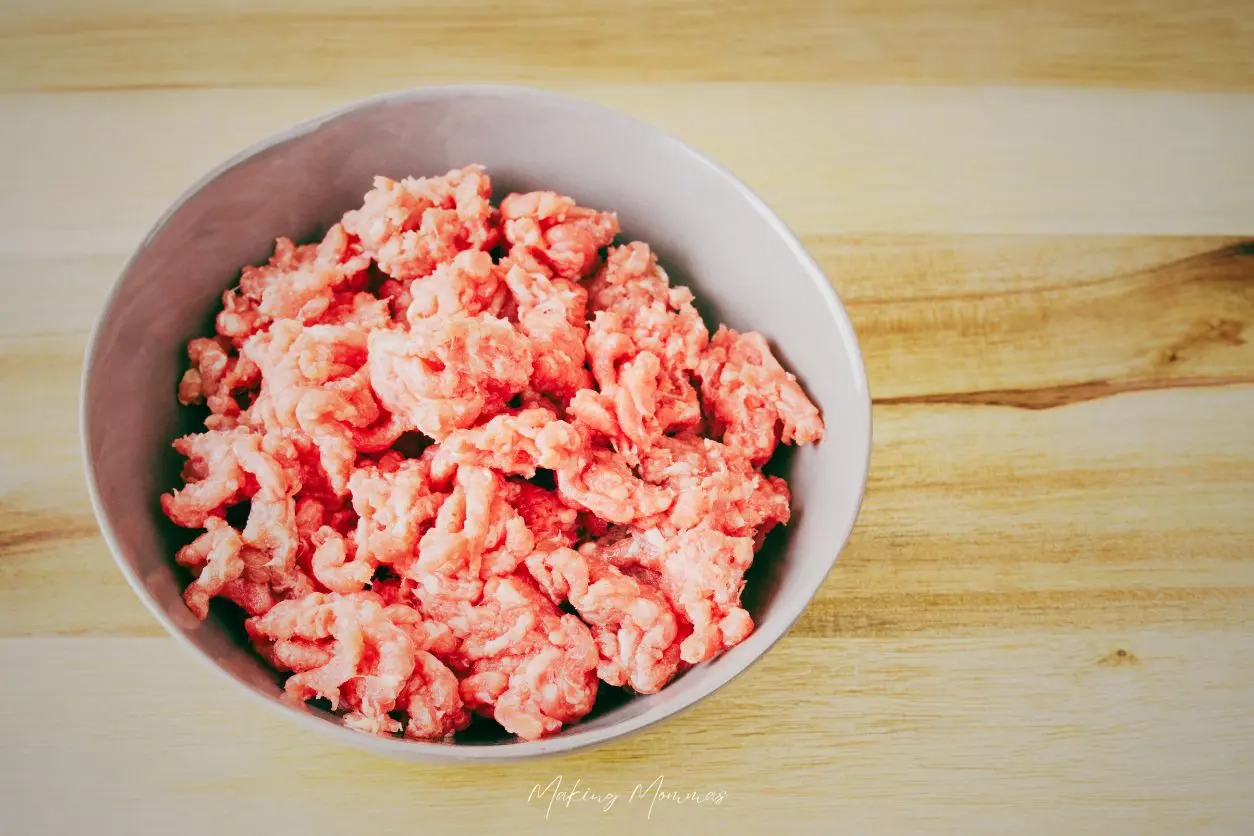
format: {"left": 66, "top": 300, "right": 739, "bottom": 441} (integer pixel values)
{"left": 863, "top": 238, "right": 1254, "bottom": 410}
{"left": 841, "top": 236, "right": 1254, "bottom": 308}
{"left": 1141, "top": 236, "right": 1254, "bottom": 271}
{"left": 0, "top": 511, "right": 101, "bottom": 557}
{"left": 873, "top": 374, "right": 1254, "bottom": 411}
{"left": 1097, "top": 648, "right": 1140, "bottom": 667}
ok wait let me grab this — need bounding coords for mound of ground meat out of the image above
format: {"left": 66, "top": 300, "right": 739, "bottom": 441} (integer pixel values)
{"left": 163, "top": 165, "right": 825, "bottom": 742}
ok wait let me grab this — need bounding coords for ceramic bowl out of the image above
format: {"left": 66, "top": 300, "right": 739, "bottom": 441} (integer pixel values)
{"left": 80, "top": 85, "right": 871, "bottom": 761}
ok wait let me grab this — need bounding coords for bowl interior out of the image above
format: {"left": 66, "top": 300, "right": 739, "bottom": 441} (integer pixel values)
{"left": 82, "top": 87, "right": 871, "bottom": 759}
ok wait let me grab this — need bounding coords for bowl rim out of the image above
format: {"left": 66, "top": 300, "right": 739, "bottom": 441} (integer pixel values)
{"left": 79, "top": 83, "right": 873, "bottom": 762}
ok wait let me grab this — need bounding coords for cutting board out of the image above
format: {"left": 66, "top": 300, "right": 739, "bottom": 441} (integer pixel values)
{"left": 2, "top": 2, "right": 1253, "bottom": 834}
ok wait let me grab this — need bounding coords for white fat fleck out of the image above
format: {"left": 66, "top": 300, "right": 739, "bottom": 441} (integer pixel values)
{"left": 497, "top": 583, "right": 526, "bottom": 606}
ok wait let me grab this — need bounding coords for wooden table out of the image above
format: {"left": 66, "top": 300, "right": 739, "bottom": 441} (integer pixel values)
{"left": 3, "top": 2, "right": 1253, "bottom": 834}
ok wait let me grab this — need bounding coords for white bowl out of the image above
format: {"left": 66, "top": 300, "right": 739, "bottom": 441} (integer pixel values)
{"left": 81, "top": 85, "right": 872, "bottom": 761}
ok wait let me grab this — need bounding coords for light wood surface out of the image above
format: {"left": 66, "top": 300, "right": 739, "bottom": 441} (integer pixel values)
{"left": 3, "top": 2, "right": 1253, "bottom": 834}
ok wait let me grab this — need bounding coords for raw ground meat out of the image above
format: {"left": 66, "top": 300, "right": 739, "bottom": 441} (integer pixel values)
{"left": 637, "top": 434, "right": 791, "bottom": 543}
{"left": 341, "top": 166, "right": 498, "bottom": 282}
{"left": 178, "top": 337, "right": 260, "bottom": 429}
{"left": 577, "top": 242, "right": 709, "bottom": 463}
{"left": 696, "top": 325, "right": 826, "bottom": 466}
{"left": 589, "top": 524, "right": 756, "bottom": 665}
{"left": 499, "top": 191, "right": 619, "bottom": 282}
{"left": 406, "top": 249, "right": 510, "bottom": 323}
{"left": 524, "top": 545, "right": 683, "bottom": 694}
{"left": 246, "top": 591, "right": 470, "bottom": 740}
{"left": 367, "top": 313, "right": 533, "bottom": 441}
{"left": 504, "top": 482, "right": 580, "bottom": 549}
{"left": 161, "top": 426, "right": 301, "bottom": 528}
{"left": 454, "top": 573, "right": 600, "bottom": 740}
{"left": 215, "top": 223, "right": 371, "bottom": 348}
{"left": 502, "top": 262, "right": 595, "bottom": 399}
{"left": 554, "top": 439, "right": 676, "bottom": 525}
{"left": 161, "top": 165, "right": 824, "bottom": 743}
{"left": 429, "top": 407, "right": 583, "bottom": 482}
{"left": 417, "top": 465, "right": 534, "bottom": 581}
{"left": 340, "top": 451, "right": 447, "bottom": 584}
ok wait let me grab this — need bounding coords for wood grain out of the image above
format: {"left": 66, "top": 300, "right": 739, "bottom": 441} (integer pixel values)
{"left": 4, "top": 0, "right": 1254, "bottom": 93}
{"left": 835, "top": 236, "right": 1254, "bottom": 400}
{"left": 3, "top": 237, "right": 1252, "bottom": 642}
{"left": 4, "top": 2, "right": 1254, "bottom": 833}
{"left": 3, "top": 635, "right": 1252, "bottom": 835}
{"left": 7, "top": 87, "right": 1254, "bottom": 248}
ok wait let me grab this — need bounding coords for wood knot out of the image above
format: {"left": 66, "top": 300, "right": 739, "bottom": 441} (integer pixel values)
{"left": 1097, "top": 648, "right": 1139, "bottom": 667}
{"left": 1156, "top": 318, "right": 1247, "bottom": 367}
